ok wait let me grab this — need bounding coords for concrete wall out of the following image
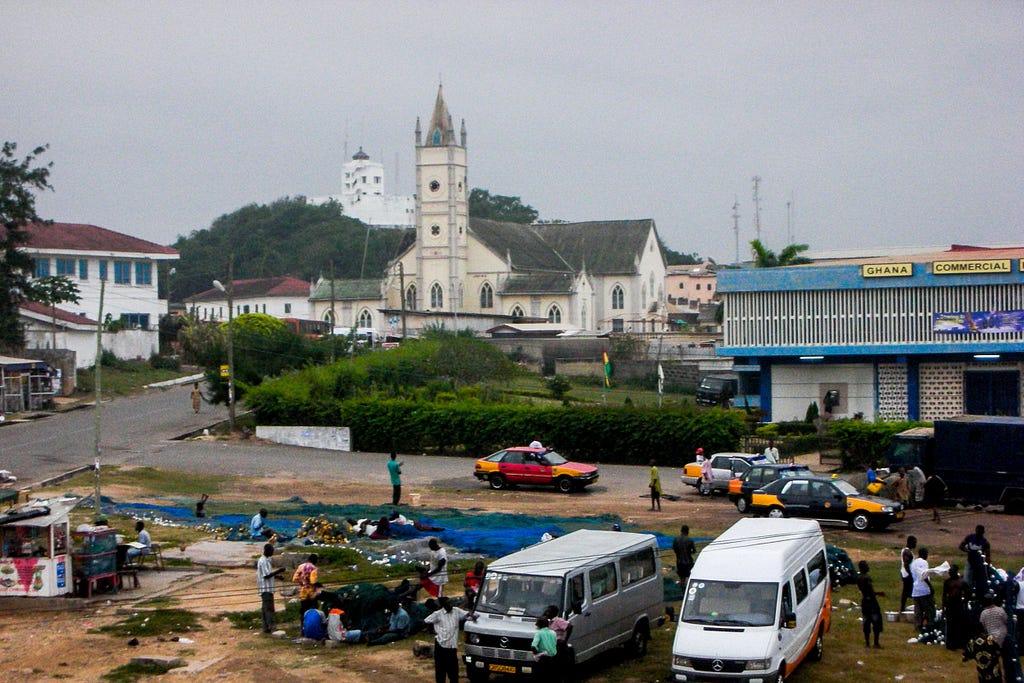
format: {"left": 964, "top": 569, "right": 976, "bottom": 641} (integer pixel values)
{"left": 255, "top": 426, "right": 351, "bottom": 451}
{"left": 772, "top": 363, "right": 876, "bottom": 422}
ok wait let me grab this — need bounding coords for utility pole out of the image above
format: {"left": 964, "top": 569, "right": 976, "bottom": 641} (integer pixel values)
{"left": 732, "top": 197, "right": 741, "bottom": 265}
{"left": 787, "top": 194, "right": 794, "bottom": 244}
{"left": 213, "top": 256, "right": 235, "bottom": 432}
{"left": 329, "top": 262, "right": 336, "bottom": 363}
{"left": 92, "top": 277, "right": 105, "bottom": 517}
{"left": 752, "top": 176, "right": 762, "bottom": 241}
{"left": 399, "top": 262, "right": 407, "bottom": 339}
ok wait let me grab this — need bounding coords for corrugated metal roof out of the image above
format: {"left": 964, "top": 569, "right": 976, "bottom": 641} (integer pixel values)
{"left": 19, "top": 222, "right": 178, "bottom": 256}
{"left": 309, "top": 279, "right": 382, "bottom": 300}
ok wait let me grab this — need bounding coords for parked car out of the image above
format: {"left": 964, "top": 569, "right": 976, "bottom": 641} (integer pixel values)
{"left": 681, "top": 452, "right": 767, "bottom": 496}
{"left": 473, "top": 446, "right": 599, "bottom": 493}
{"left": 749, "top": 475, "right": 905, "bottom": 531}
{"left": 728, "top": 463, "right": 812, "bottom": 513}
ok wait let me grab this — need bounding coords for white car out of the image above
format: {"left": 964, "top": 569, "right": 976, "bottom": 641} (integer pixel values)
{"left": 0, "top": 470, "right": 17, "bottom": 485}
{"left": 681, "top": 452, "right": 767, "bottom": 496}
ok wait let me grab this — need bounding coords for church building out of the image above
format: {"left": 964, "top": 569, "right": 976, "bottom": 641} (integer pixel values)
{"left": 311, "top": 87, "right": 667, "bottom": 337}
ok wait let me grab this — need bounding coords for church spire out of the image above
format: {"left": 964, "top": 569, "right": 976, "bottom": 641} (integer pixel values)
{"left": 426, "top": 84, "right": 457, "bottom": 147}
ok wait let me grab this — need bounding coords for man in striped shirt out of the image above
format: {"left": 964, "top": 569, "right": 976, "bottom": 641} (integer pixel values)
{"left": 257, "top": 543, "right": 284, "bottom": 633}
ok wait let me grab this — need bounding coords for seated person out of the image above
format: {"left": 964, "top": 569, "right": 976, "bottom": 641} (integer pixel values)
{"left": 125, "top": 521, "right": 152, "bottom": 562}
{"left": 195, "top": 494, "right": 209, "bottom": 518}
{"left": 302, "top": 608, "right": 327, "bottom": 640}
{"left": 366, "top": 601, "right": 411, "bottom": 646}
{"left": 250, "top": 509, "right": 276, "bottom": 541}
{"left": 369, "top": 516, "right": 391, "bottom": 540}
{"left": 326, "top": 608, "right": 362, "bottom": 643}
{"left": 388, "top": 512, "right": 445, "bottom": 532}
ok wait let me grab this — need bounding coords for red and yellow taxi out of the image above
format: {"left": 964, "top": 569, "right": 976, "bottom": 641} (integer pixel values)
{"left": 473, "top": 446, "right": 598, "bottom": 493}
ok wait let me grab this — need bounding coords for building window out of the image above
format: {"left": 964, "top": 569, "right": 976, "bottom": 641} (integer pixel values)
{"left": 242, "top": 305, "right": 250, "bottom": 314}
{"left": 78, "top": 259, "right": 89, "bottom": 280}
{"left": 708, "top": 283, "right": 713, "bottom": 292}
{"left": 430, "top": 283, "right": 444, "bottom": 308}
{"left": 99, "top": 261, "right": 108, "bottom": 280}
{"left": 612, "top": 318, "right": 624, "bottom": 332}
{"left": 358, "top": 309, "right": 373, "bottom": 328}
{"left": 405, "top": 284, "right": 417, "bottom": 311}
{"left": 284, "top": 303, "right": 292, "bottom": 314}
{"left": 114, "top": 261, "right": 131, "bottom": 284}
{"left": 696, "top": 283, "right": 701, "bottom": 290}
{"left": 56, "top": 258, "right": 75, "bottom": 276}
{"left": 119, "top": 313, "right": 150, "bottom": 329}
{"left": 510, "top": 305, "right": 525, "bottom": 319}
{"left": 547, "top": 305, "right": 562, "bottom": 324}
{"left": 480, "top": 282, "right": 494, "bottom": 309}
{"left": 611, "top": 285, "right": 624, "bottom": 310}
{"left": 34, "top": 259, "right": 51, "bottom": 278}
{"left": 135, "top": 262, "right": 152, "bottom": 285}
{"left": 323, "top": 309, "right": 335, "bottom": 326}
{"left": 374, "top": 176, "right": 381, "bottom": 183}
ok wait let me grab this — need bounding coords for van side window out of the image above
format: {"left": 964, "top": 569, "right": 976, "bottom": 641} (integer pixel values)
{"left": 621, "top": 547, "right": 656, "bottom": 587}
{"left": 781, "top": 582, "right": 793, "bottom": 620}
{"left": 589, "top": 563, "right": 617, "bottom": 600}
{"left": 569, "top": 574, "right": 585, "bottom": 610}
{"left": 807, "top": 550, "right": 827, "bottom": 590}
{"left": 793, "top": 569, "right": 809, "bottom": 604}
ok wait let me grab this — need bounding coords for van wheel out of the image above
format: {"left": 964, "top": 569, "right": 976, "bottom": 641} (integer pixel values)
{"left": 627, "top": 623, "right": 649, "bottom": 657}
{"left": 851, "top": 513, "right": 871, "bottom": 531}
{"left": 809, "top": 629, "right": 824, "bottom": 661}
{"left": 467, "top": 668, "right": 489, "bottom": 683}
{"left": 767, "top": 507, "right": 786, "bottom": 518}
{"left": 489, "top": 474, "right": 508, "bottom": 490}
{"left": 736, "top": 497, "right": 749, "bottom": 513}
{"left": 556, "top": 476, "right": 575, "bottom": 494}
{"left": 773, "top": 664, "right": 786, "bottom": 682}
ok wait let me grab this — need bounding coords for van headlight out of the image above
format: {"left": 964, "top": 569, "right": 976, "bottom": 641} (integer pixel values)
{"left": 672, "top": 655, "right": 693, "bottom": 667}
{"left": 745, "top": 659, "right": 771, "bottom": 670}
{"left": 467, "top": 633, "right": 480, "bottom": 644}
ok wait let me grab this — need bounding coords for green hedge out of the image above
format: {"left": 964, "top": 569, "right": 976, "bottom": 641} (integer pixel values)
{"left": 247, "top": 391, "right": 744, "bottom": 466}
{"left": 827, "top": 419, "right": 930, "bottom": 469}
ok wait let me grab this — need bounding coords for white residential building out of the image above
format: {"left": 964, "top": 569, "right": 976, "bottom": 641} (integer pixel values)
{"left": 308, "top": 147, "right": 416, "bottom": 229}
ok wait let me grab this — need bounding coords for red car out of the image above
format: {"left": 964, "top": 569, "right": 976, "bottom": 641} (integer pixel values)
{"left": 473, "top": 446, "right": 599, "bottom": 493}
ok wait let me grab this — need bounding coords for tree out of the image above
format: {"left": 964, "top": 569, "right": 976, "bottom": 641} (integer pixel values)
{"left": 468, "top": 188, "right": 539, "bottom": 223}
{"left": 33, "top": 275, "right": 81, "bottom": 351}
{"left": 749, "top": 239, "right": 811, "bottom": 268}
{"left": 0, "top": 142, "right": 53, "bottom": 353}
{"left": 659, "top": 238, "right": 702, "bottom": 266}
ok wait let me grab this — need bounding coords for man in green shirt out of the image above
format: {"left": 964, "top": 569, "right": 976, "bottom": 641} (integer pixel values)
{"left": 387, "top": 451, "right": 403, "bottom": 505}
{"left": 531, "top": 617, "right": 558, "bottom": 679}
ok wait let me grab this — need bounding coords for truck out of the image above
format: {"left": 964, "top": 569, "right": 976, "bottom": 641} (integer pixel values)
{"left": 886, "top": 415, "right": 1024, "bottom": 513}
{"left": 695, "top": 371, "right": 761, "bottom": 409}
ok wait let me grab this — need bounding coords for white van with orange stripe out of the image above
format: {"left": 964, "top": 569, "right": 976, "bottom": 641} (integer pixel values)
{"left": 670, "top": 518, "right": 831, "bottom": 683}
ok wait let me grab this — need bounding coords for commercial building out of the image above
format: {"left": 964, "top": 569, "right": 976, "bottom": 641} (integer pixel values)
{"left": 717, "top": 245, "right": 1024, "bottom": 422}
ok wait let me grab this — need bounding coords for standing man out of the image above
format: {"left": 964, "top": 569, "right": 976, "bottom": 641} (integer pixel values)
{"left": 907, "top": 465, "right": 926, "bottom": 508}
{"left": 910, "top": 547, "right": 935, "bottom": 633}
{"left": 899, "top": 535, "right": 917, "bottom": 613}
{"left": 190, "top": 382, "right": 202, "bottom": 414}
{"left": 649, "top": 460, "right": 662, "bottom": 511}
{"left": 959, "top": 524, "right": 991, "bottom": 600}
{"left": 673, "top": 525, "right": 697, "bottom": 585}
{"left": 257, "top": 543, "right": 284, "bottom": 633}
{"left": 427, "top": 538, "right": 449, "bottom": 597}
{"left": 695, "top": 447, "right": 705, "bottom": 463}
{"left": 856, "top": 560, "right": 884, "bottom": 648}
{"left": 763, "top": 439, "right": 779, "bottom": 464}
{"left": 423, "top": 595, "right": 475, "bottom": 683}
{"left": 388, "top": 451, "right": 403, "bottom": 506}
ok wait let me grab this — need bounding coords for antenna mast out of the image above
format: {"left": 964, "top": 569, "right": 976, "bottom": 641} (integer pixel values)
{"left": 786, "top": 195, "right": 793, "bottom": 244}
{"left": 732, "top": 197, "right": 740, "bottom": 265}
{"left": 752, "top": 176, "right": 762, "bottom": 241}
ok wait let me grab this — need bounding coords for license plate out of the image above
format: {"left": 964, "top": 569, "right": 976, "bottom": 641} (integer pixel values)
{"left": 488, "top": 664, "right": 516, "bottom": 674}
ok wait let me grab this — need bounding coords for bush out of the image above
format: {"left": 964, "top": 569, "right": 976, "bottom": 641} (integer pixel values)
{"left": 546, "top": 376, "right": 571, "bottom": 400}
{"left": 149, "top": 353, "right": 181, "bottom": 371}
{"left": 827, "top": 419, "right": 929, "bottom": 469}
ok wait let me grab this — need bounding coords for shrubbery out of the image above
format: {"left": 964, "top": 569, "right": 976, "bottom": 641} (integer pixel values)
{"left": 827, "top": 419, "right": 929, "bottom": 469}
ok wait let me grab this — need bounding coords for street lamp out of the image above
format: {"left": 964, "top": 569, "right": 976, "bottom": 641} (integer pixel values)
{"left": 212, "top": 269, "right": 235, "bottom": 432}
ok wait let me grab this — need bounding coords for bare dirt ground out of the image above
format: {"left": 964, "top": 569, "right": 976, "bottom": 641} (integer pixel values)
{"left": 2, "top": 461, "right": 1022, "bottom": 682}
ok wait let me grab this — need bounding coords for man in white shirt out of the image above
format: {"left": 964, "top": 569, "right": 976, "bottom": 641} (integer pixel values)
{"left": 910, "top": 547, "right": 935, "bottom": 632}
{"left": 428, "top": 538, "right": 449, "bottom": 596}
{"left": 126, "top": 521, "right": 152, "bottom": 561}
{"left": 424, "top": 596, "right": 475, "bottom": 683}
{"left": 256, "top": 543, "right": 284, "bottom": 633}
{"left": 763, "top": 439, "right": 779, "bottom": 464}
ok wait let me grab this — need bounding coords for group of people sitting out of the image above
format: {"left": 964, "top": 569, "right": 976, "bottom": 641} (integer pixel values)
{"left": 346, "top": 513, "right": 446, "bottom": 541}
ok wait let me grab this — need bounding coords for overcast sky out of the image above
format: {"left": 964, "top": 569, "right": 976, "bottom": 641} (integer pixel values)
{"left": 5, "top": 1, "right": 1022, "bottom": 262}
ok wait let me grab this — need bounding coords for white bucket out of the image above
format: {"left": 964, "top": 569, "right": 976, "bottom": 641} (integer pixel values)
{"left": 410, "top": 493, "right": 422, "bottom": 506}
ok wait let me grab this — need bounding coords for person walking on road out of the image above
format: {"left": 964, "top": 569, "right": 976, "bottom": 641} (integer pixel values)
{"left": 190, "top": 382, "right": 202, "bottom": 414}
{"left": 387, "top": 451, "right": 403, "bottom": 506}
{"left": 649, "top": 460, "right": 662, "bottom": 511}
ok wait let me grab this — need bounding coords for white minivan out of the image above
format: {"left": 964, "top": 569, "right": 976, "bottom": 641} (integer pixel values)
{"left": 670, "top": 518, "right": 831, "bottom": 683}
{"left": 463, "top": 529, "right": 664, "bottom": 681}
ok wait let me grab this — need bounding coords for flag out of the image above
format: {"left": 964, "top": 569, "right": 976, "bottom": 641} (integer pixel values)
{"left": 657, "top": 363, "right": 664, "bottom": 396}
{"left": 602, "top": 349, "right": 612, "bottom": 388}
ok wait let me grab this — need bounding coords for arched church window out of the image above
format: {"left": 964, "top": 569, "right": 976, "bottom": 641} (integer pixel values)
{"left": 405, "top": 284, "right": 417, "bottom": 311}
{"left": 322, "top": 309, "right": 335, "bottom": 326}
{"left": 358, "top": 309, "right": 373, "bottom": 329}
{"left": 581, "top": 303, "right": 587, "bottom": 329}
{"left": 510, "top": 305, "right": 525, "bottom": 320}
{"left": 431, "top": 283, "right": 444, "bottom": 309}
{"left": 547, "top": 305, "right": 562, "bottom": 324}
{"left": 480, "top": 282, "right": 494, "bottom": 309}
{"left": 611, "top": 285, "right": 624, "bottom": 310}
{"left": 432, "top": 129, "right": 442, "bottom": 145}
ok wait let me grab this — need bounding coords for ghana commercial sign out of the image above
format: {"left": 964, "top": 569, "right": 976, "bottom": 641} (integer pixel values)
{"left": 932, "top": 259, "right": 1011, "bottom": 274}
{"left": 861, "top": 263, "right": 912, "bottom": 278}
{"left": 933, "top": 310, "right": 1024, "bottom": 334}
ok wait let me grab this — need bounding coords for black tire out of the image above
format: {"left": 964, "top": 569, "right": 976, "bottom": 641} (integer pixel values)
{"left": 466, "top": 666, "right": 489, "bottom": 683}
{"left": 489, "top": 473, "right": 508, "bottom": 491}
{"left": 809, "top": 629, "right": 824, "bottom": 662}
{"left": 556, "top": 476, "right": 574, "bottom": 494}
{"left": 736, "top": 497, "right": 750, "bottom": 514}
{"left": 851, "top": 513, "right": 871, "bottom": 531}
{"left": 767, "top": 507, "right": 786, "bottom": 519}
{"left": 627, "top": 622, "right": 649, "bottom": 657}
{"left": 773, "top": 664, "right": 786, "bottom": 683}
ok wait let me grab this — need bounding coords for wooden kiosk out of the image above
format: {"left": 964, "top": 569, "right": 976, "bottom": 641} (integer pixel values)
{"left": 0, "top": 498, "right": 76, "bottom": 597}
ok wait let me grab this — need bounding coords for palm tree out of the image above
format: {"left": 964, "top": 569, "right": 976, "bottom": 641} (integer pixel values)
{"left": 749, "top": 239, "right": 812, "bottom": 267}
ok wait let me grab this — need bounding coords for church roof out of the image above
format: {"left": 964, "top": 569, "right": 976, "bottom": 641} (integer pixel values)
{"left": 500, "top": 272, "right": 575, "bottom": 295}
{"left": 426, "top": 85, "right": 457, "bottom": 147}
{"left": 309, "top": 278, "right": 381, "bottom": 301}
{"left": 469, "top": 218, "right": 573, "bottom": 272}
{"left": 534, "top": 220, "right": 655, "bottom": 274}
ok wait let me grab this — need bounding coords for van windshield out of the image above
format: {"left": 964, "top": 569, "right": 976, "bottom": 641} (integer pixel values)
{"left": 682, "top": 580, "right": 778, "bottom": 627}
{"left": 474, "top": 572, "right": 563, "bottom": 618}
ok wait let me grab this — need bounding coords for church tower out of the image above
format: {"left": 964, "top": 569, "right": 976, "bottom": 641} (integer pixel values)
{"left": 414, "top": 85, "right": 468, "bottom": 313}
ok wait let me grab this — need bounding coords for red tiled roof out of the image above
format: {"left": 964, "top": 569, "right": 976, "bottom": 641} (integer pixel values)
{"left": 190, "top": 276, "right": 311, "bottom": 302}
{"left": 20, "top": 300, "right": 99, "bottom": 325}
{"left": 19, "top": 222, "right": 178, "bottom": 256}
